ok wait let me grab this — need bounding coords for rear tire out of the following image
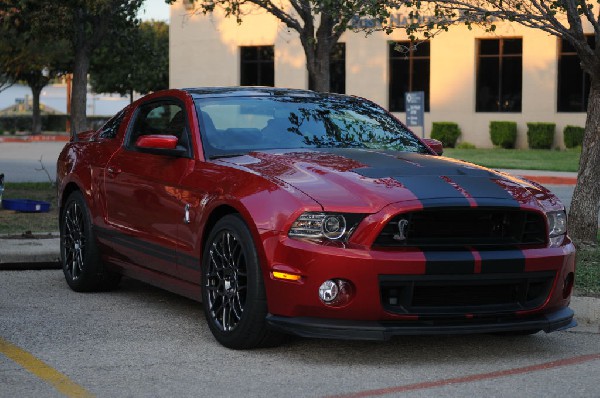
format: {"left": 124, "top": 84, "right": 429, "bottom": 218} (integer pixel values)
{"left": 60, "top": 191, "right": 121, "bottom": 292}
{"left": 201, "top": 214, "right": 284, "bottom": 349}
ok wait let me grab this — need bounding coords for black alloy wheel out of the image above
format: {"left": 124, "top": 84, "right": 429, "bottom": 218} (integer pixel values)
{"left": 201, "top": 214, "right": 284, "bottom": 349}
{"left": 205, "top": 229, "right": 248, "bottom": 332}
{"left": 60, "top": 191, "right": 120, "bottom": 291}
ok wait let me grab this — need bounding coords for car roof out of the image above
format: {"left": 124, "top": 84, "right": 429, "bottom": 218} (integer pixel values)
{"left": 183, "top": 86, "right": 348, "bottom": 100}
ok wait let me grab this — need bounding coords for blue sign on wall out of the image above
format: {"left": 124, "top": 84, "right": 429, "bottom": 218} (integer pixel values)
{"left": 405, "top": 91, "right": 424, "bottom": 127}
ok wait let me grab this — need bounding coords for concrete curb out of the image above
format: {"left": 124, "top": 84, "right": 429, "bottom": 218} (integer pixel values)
{"left": 571, "top": 296, "right": 600, "bottom": 330}
{"left": 0, "top": 135, "right": 70, "bottom": 143}
{"left": 0, "top": 235, "right": 60, "bottom": 268}
{"left": 519, "top": 175, "right": 577, "bottom": 185}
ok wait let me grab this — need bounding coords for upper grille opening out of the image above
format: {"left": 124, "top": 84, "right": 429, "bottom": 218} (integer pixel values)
{"left": 375, "top": 208, "right": 546, "bottom": 249}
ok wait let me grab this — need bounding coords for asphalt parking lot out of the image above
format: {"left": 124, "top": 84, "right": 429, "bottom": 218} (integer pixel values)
{"left": 1, "top": 270, "right": 598, "bottom": 398}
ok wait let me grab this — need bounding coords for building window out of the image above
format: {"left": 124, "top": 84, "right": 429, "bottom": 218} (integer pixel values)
{"left": 240, "top": 46, "right": 274, "bottom": 86}
{"left": 557, "top": 36, "right": 593, "bottom": 112}
{"left": 308, "top": 43, "right": 345, "bottom": 94}
{"left": 476, "top": 38, "right": 522, "bottom": 112}
{"left": 389, "top": 41, "right": 430, "bottom": 112}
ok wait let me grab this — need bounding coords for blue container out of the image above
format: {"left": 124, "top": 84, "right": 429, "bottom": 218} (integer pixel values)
{"left": 2, "top": 199, "right": 51, "bottom": 213}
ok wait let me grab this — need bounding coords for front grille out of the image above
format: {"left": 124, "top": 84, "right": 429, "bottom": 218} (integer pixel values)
{"left": 375, "top": 208, "right": 546, "bottom": 249}
{"left": 380, "top": 272, "right": 555, "bottom": 315}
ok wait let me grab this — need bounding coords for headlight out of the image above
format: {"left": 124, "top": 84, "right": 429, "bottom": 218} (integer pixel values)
{"left": 547, "top": 210, "right": 567, "bottom": 247}
{"left": 288, "top": 212, "right": 363, "bottom": 241}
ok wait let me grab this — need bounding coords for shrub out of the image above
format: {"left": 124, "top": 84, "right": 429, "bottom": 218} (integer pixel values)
{"left": 489, "top": 121, "right": 517, "bottom": 148}
{"left": 526, "top": 122, "right": 555, "bottom": 149}
{"left": 430, "top": 122, "right": 461, "bottom": 148}
{"left": 456, "top": 141, "right": 476, "bottom": 149}
{"left": 563, "top": 125, "right": 584, "bottom": 148}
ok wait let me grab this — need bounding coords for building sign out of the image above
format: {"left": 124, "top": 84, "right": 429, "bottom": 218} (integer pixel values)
{"left": 405, "top": 91, "right": 424, "bottom": 127}
{"left": 349, "top": 12, "right": 495, "bottom": 30}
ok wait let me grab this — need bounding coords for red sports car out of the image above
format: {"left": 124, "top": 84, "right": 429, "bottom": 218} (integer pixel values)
{"left": 57, "top": 87, "right": 576, "bottom": 349}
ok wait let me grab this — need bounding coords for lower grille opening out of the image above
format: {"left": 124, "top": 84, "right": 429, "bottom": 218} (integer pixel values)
{"left": 381, "top": 272, "right": 555, "bottom": 315}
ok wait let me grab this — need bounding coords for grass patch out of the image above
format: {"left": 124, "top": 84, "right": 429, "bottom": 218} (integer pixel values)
{"left": 443, "top": 148, "right": 580, "bottom": 172}
{"left": 0, "top": 182, "right": 58, "bottom": 235}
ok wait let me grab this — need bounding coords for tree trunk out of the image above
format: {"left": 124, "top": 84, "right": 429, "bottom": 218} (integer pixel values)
{"left": 568, "top": 81, "right": 600, "bottom": 246}
{"left": 30, "top": 84, "right": 43, "bottom": 135}
{"left": 307, "top": 52, "right": 331, "bottom": 92}
{"left": 71, "top": 48, "right": 90, "bottom": 135}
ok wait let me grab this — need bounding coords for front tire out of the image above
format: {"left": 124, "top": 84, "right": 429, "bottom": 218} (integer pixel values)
{"left": 201, "top": 214, "right": 284, "bottom": 349}
{"left": 60, "top": 190, "right": 121, "bottom": 292}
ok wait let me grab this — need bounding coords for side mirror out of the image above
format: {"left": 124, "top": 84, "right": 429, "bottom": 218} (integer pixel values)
{"left": 422, "top": 138, "right": 443, "bottom": 156}
{"left": 135, "top": 135, "right": 187, "bottom": 157}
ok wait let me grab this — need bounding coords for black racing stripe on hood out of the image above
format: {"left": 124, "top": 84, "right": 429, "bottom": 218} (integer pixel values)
{"left": 449, "top": 175, "right": 519, "bottom": 203}
{"left": 318, "top": 149, "right": 496, "bottom": 178}
{"left": 311, "top": 149, "right": 520, "bottom": 206}
{"left": 479, "top": 250, "right": 526, "bottom": 273}
{"left": 395, "top": 176, "right": 471, "bottom": 206}
{"left": 424, "top": 251, "right": 475, "bottom": 274}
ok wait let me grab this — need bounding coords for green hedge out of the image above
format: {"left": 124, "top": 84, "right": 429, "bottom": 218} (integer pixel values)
{"left": 0, "top": 115, "right": 110, "bottom": 133}
{"left": 490, "top": 121, "right": 517, "bottom": 149}
{"left": 526, "top": 122, "right": 555, "bottom": 149}
{"left": 563, "top": 125, "right": 584, "bottom": 148}
{"left": 431, "top": 122, "right": 461, "bottom": 148}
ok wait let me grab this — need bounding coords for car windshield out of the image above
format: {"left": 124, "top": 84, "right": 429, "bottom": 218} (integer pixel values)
{"left": 194, "top": 95, "right": 429, "bottom": 158}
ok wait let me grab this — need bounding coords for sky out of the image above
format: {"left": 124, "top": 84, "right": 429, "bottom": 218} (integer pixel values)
{"left": 138, "top": 0, "right": 170, "bottom": 21}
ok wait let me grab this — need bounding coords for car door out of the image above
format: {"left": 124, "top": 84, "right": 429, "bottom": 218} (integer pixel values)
{"left": 103, "top": 98, "right": 195, "bottom": 278}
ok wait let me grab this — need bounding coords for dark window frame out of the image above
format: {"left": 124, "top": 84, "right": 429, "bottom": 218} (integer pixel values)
{"left": 240, "top": 45, "right": 275, "bottom": 87}
{"left": 388, "top": 41, "right": 431, "bottom": 112}
{"left": 557, "top": 35, "right": 594, "bottom": 112}
{"left": 476, "top": 37, "right": 523, "bottom": 113}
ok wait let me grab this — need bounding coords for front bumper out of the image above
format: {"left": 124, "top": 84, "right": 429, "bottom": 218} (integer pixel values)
{"left": 266, "top": 307, "right": 576, "bottom": 341}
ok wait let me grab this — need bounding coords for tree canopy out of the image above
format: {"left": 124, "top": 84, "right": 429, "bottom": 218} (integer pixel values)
{"left": 0, "top": 0, "right": 70, "bottom": 134}
{"left": 90, "top": 20, "right": 169, "bottom": 102}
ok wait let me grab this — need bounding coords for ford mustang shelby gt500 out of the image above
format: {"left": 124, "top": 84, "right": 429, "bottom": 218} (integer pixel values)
{"left": 57, "top": 87, "right": 576, "bottom": 348}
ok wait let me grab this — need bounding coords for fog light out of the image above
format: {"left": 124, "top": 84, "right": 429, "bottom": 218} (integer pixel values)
{"left": 318, "top": 279, "right": 354, "bottom": 306}
{"left": 319, "top": 280, "right": 339, "bottom": 303}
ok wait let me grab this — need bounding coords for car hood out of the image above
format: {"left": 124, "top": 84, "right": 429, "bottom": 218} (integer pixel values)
{"left": 217, "top": 148, "right": 562, "bottom": 213}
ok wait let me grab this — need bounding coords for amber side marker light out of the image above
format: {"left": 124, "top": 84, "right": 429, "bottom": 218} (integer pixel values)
{"left": 272, "top": 271, "right": 302, "bottom": 281}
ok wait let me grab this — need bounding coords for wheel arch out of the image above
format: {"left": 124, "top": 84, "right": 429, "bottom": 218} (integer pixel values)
{"left": 59, "top": 182, "right": 83, "bottom": 219}
{"left": 200, "top": 203, "right": 271, "bottom": 280}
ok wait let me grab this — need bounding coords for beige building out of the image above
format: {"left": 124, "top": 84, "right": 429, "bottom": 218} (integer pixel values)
{"left": 169, "top": 2, "right": 589, "bottom": 148}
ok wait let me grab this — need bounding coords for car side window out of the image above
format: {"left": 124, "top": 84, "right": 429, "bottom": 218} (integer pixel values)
{"left": 98, "top": 109, "right": 126, "bottom": 139}
{"left": 128, "top": 101, "right": 190, "bottom": 152}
